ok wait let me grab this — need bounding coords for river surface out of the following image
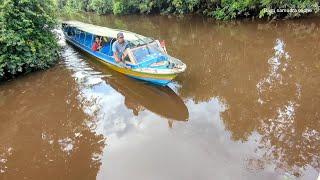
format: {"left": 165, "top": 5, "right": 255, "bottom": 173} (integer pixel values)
{"left": 0, "top": 14, "right": 319, "bottom": 180}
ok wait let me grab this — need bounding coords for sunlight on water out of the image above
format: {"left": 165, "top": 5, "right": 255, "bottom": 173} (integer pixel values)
{"left": 256, "top": 38, "right": 291, "bottom": 104}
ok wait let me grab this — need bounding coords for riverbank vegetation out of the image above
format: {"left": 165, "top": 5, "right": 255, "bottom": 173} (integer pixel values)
{"left": 0, "top": 0, "right": 59, "bottom": 80}
{"left": 57, "top": 0, "right": 319, "bottom": 20}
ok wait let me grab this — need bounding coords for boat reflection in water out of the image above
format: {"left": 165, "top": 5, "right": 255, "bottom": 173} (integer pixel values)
{"left": 87, "top": 56, "right": 189, "bottom": 126}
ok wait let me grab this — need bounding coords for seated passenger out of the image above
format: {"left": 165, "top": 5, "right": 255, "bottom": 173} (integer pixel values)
{"left": 92, "top": 37, "right": 102, "bottom": 51}
{"left": 112, "top": 32, "right": 129, "bottom": 63}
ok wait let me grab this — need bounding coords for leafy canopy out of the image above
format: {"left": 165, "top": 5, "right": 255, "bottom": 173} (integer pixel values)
{"left": 57, "top": 0, "right": 319, "bottom": 20}
{"left": 0, "top": 0, "right": 59, "bottom": 80}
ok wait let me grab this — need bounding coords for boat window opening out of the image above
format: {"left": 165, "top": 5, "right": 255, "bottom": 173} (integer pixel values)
{"left": 91, "top": 34, "right": 94, "bottom": 48}
{"left": 68, "top": 26, "right": 74, "bottom": 36}
{"left": 108, "top": 38, "right": 117, "bottom": 57}
{"left": 75, "top": 29, "right": 80, "bottom": 40}
{"left": 65, "top": 26, "right": 74, "bottom": 36}
{"left": 131, "top": 34, "right": 154, "bottom": 47}
{"left": 77, "top": 30, "right": 81, "bottom": 42}
{"left": 64, "top": 26, "right": 70, "bottom": 36}
{"left": 68, "top": 27, "right": 72, "bottom": 36}
{"left": 80, "top": 31, "right": 85, "bottom": 43}
{"left": 108, "top": 38, "right": 115, "bottom": 56}
{"left": 72, "top": 27, "right": 76, "bottom": 36}
{"left": 84, "top": 33, "right": 89, "bottom": 48}
{"left": 83, "top": 31, "right": 86, "bottom": 45}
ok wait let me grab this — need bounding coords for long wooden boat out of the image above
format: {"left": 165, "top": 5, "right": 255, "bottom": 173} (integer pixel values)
{"left": 62, "top": 21, "right": 186, "bottom": 86}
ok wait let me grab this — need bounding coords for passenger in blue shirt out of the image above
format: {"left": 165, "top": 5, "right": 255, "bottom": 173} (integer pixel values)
{"left": 112, "top": 32, "right": 129, "bottom": 63}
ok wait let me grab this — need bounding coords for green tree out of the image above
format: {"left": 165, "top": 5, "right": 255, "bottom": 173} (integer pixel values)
{"left": 88, "top": 0, "right": 113, "bottom": 14}
{"left": 0, "top": 0, "right": 59, "bottom": 80}
{"left": 56, "top": 0, "right": 320, "bottom": 19}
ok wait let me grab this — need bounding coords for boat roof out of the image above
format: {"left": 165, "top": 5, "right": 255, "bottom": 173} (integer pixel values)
{"left": 63, "top": 21, "right": 153, "bottom": 44}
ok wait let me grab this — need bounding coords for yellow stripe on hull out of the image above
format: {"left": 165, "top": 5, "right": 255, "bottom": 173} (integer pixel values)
{"left": 100, "top": 59, "right": 177, "bottom": 80}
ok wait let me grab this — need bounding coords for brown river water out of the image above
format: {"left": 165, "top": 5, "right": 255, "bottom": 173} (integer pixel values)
{"left": 0, "top": 14, "right": 319, "bottom": 180}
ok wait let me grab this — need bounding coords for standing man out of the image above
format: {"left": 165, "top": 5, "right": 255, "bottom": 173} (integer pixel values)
{"left": 112, "top": 32, "right": 129, "bottom": 63}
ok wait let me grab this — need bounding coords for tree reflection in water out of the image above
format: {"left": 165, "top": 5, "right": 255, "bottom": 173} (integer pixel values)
{"left": 0, "top": 63, "right": 105, "bottom": 180}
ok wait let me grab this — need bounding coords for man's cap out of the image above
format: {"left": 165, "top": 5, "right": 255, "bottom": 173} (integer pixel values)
{"left": 117, "top": 32, "right": 124, "bottom": 38}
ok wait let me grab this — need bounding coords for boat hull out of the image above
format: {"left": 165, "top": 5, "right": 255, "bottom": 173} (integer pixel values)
{"left": 64, "top": 35, "right": 177, "bottom": 86}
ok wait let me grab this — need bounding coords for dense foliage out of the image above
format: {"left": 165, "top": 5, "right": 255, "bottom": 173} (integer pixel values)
{"left": 57, "top": 0, "right": 319, "bottom": 19}
{"left": 0, "top": 0, "right": 59, "bottom": 80}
